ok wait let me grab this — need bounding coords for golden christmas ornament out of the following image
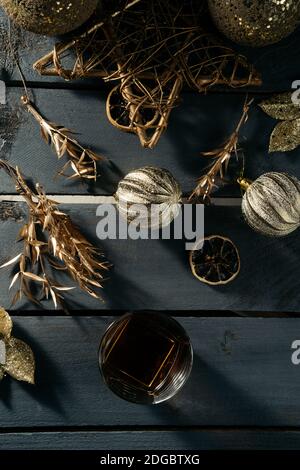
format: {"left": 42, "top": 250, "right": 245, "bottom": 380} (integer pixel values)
{"left": 0, "top": 0, "right": 99, "bottom": 36}
{"left": 208, "top": 0, "right": 300, "bottom": 47}
{"left": 115, "top": 166, "right": 182, "bottom": 229}
{"left": 239, "top": 172, "right": 300, "bottom": 237}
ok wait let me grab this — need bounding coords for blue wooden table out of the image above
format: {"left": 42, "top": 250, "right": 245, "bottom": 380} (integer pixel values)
{"left": 1, "top": 5, "right": 300, "bottom": 451}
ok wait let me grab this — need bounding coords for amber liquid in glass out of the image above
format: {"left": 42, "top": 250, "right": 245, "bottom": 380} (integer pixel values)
{"left": 99, "top": 312, "right": 193, "bottom": 404}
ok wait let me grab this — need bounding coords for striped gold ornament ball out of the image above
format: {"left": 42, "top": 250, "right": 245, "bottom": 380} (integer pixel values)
{"left": 242, "top": 172, "right": 300, "bottom": 237}
{"left": 208, "top": 0, "right": 300, "bottom": 47}
{"left": 0, "top": 0, "right": 98, "bottom": 35}
{"left": 115, "top": 166, "right": 182, "bottom": 229}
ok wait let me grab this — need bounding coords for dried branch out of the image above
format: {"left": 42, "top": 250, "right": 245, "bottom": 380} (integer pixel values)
{"left": 0, "top": 161, "right": 109, "bottom": 309}
{"left": 21, "top": 96, "right": 104, "bottom": 180}
{"left": 189, "top": 98, "right": 253, "bottom": 202}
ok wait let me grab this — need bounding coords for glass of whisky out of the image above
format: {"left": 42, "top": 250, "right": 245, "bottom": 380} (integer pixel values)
{"left": 99, "top": 312, "right": 193, "bottom": 404}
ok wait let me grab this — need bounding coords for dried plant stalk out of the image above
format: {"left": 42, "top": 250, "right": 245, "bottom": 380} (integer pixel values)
{"left": 21, "top": 96, "right": 103, "bottom": 180}
{"left": 0, "top": 161, "right": 109, "bottom": 309}
{"left": 189, "top": 98, "right": 253, "bottom": 202}
{"left": 33, "top": 0, "right": 261, "bottom": 148}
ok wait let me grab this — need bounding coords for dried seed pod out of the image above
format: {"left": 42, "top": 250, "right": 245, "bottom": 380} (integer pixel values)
{"left": 190, "top": 235, "right": 240, "bottom": 285}
{"left": 240, "top": 172, "right": 300, "bottom": 237}
{"left": 115, "top": 166, "right": 182, "bottom": 229}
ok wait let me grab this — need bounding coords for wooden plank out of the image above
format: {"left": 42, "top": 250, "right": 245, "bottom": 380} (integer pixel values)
{"left": 1, "top": 88, "right": 300, "bottom": 196}
{"left": 0, "top": 317, "right": 300, "bottom": 429}
{"left": 2, "top": 430, "right": 300, "bottom": 450}
{"left": 1, "top": 7, "right": 300, "bottom": 92}
{"left": 0, "top": 195, "right": 241, "bottom": 205}
{"left": 0, "top": 203, "right": 299, "bottom": 312}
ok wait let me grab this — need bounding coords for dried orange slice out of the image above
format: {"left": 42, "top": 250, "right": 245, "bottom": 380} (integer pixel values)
{"left": 189, "top": 235, "right": 240, "bottom": 285}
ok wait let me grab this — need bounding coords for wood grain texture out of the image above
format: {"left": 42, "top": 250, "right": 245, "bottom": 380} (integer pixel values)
{"left": 0, "top": 88, "right": 300, "bottom": 196}
{"left": 0, "top": 317, "right": 299, "bottom": 430}
{"left": 2, "top": 430, "right": 300, "bottom": 450}
{"left": 1, "top": 6, "right": 300, "bottom": 92}
{"left": 0, "top": 203, "right": 298, "bottom": 312}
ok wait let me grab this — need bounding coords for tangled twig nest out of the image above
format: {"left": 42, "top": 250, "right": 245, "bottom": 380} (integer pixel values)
{"left": 0, "top": 161, "right": 109, "bottom": 309}
{"left": 33, "top": 0, "right": 261, "bottom": 148}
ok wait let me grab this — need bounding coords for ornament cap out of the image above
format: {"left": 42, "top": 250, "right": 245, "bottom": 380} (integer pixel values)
{"left": 237, "top": 177, "right": 252, "bottom": 192}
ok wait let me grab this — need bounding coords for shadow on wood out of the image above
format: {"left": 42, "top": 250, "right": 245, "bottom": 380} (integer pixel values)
{"left": 11, "top": 322, "right": 67, "bottom": 416}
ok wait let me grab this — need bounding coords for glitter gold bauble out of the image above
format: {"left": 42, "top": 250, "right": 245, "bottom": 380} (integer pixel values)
{"left": 0, "top": 0, "right": 99, "bottom": 36}
{"left": 208, "top": 0, "right": 300, "bottom": 47}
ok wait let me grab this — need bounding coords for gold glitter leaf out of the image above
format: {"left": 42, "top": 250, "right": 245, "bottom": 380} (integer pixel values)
{"left": 0, "top": 307, "right": 12, "bottom": 339}
{"left": 0, "top": 367, "right": 4, "bottom": 381}
{"left": 269, "top": 119, "right": 300, "bottom": 153}
{"left": 260, "top": 93, "right": 300, "bottom": 121}
{"left": 4, "top": 337, "right": 35, "bottom": 385}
